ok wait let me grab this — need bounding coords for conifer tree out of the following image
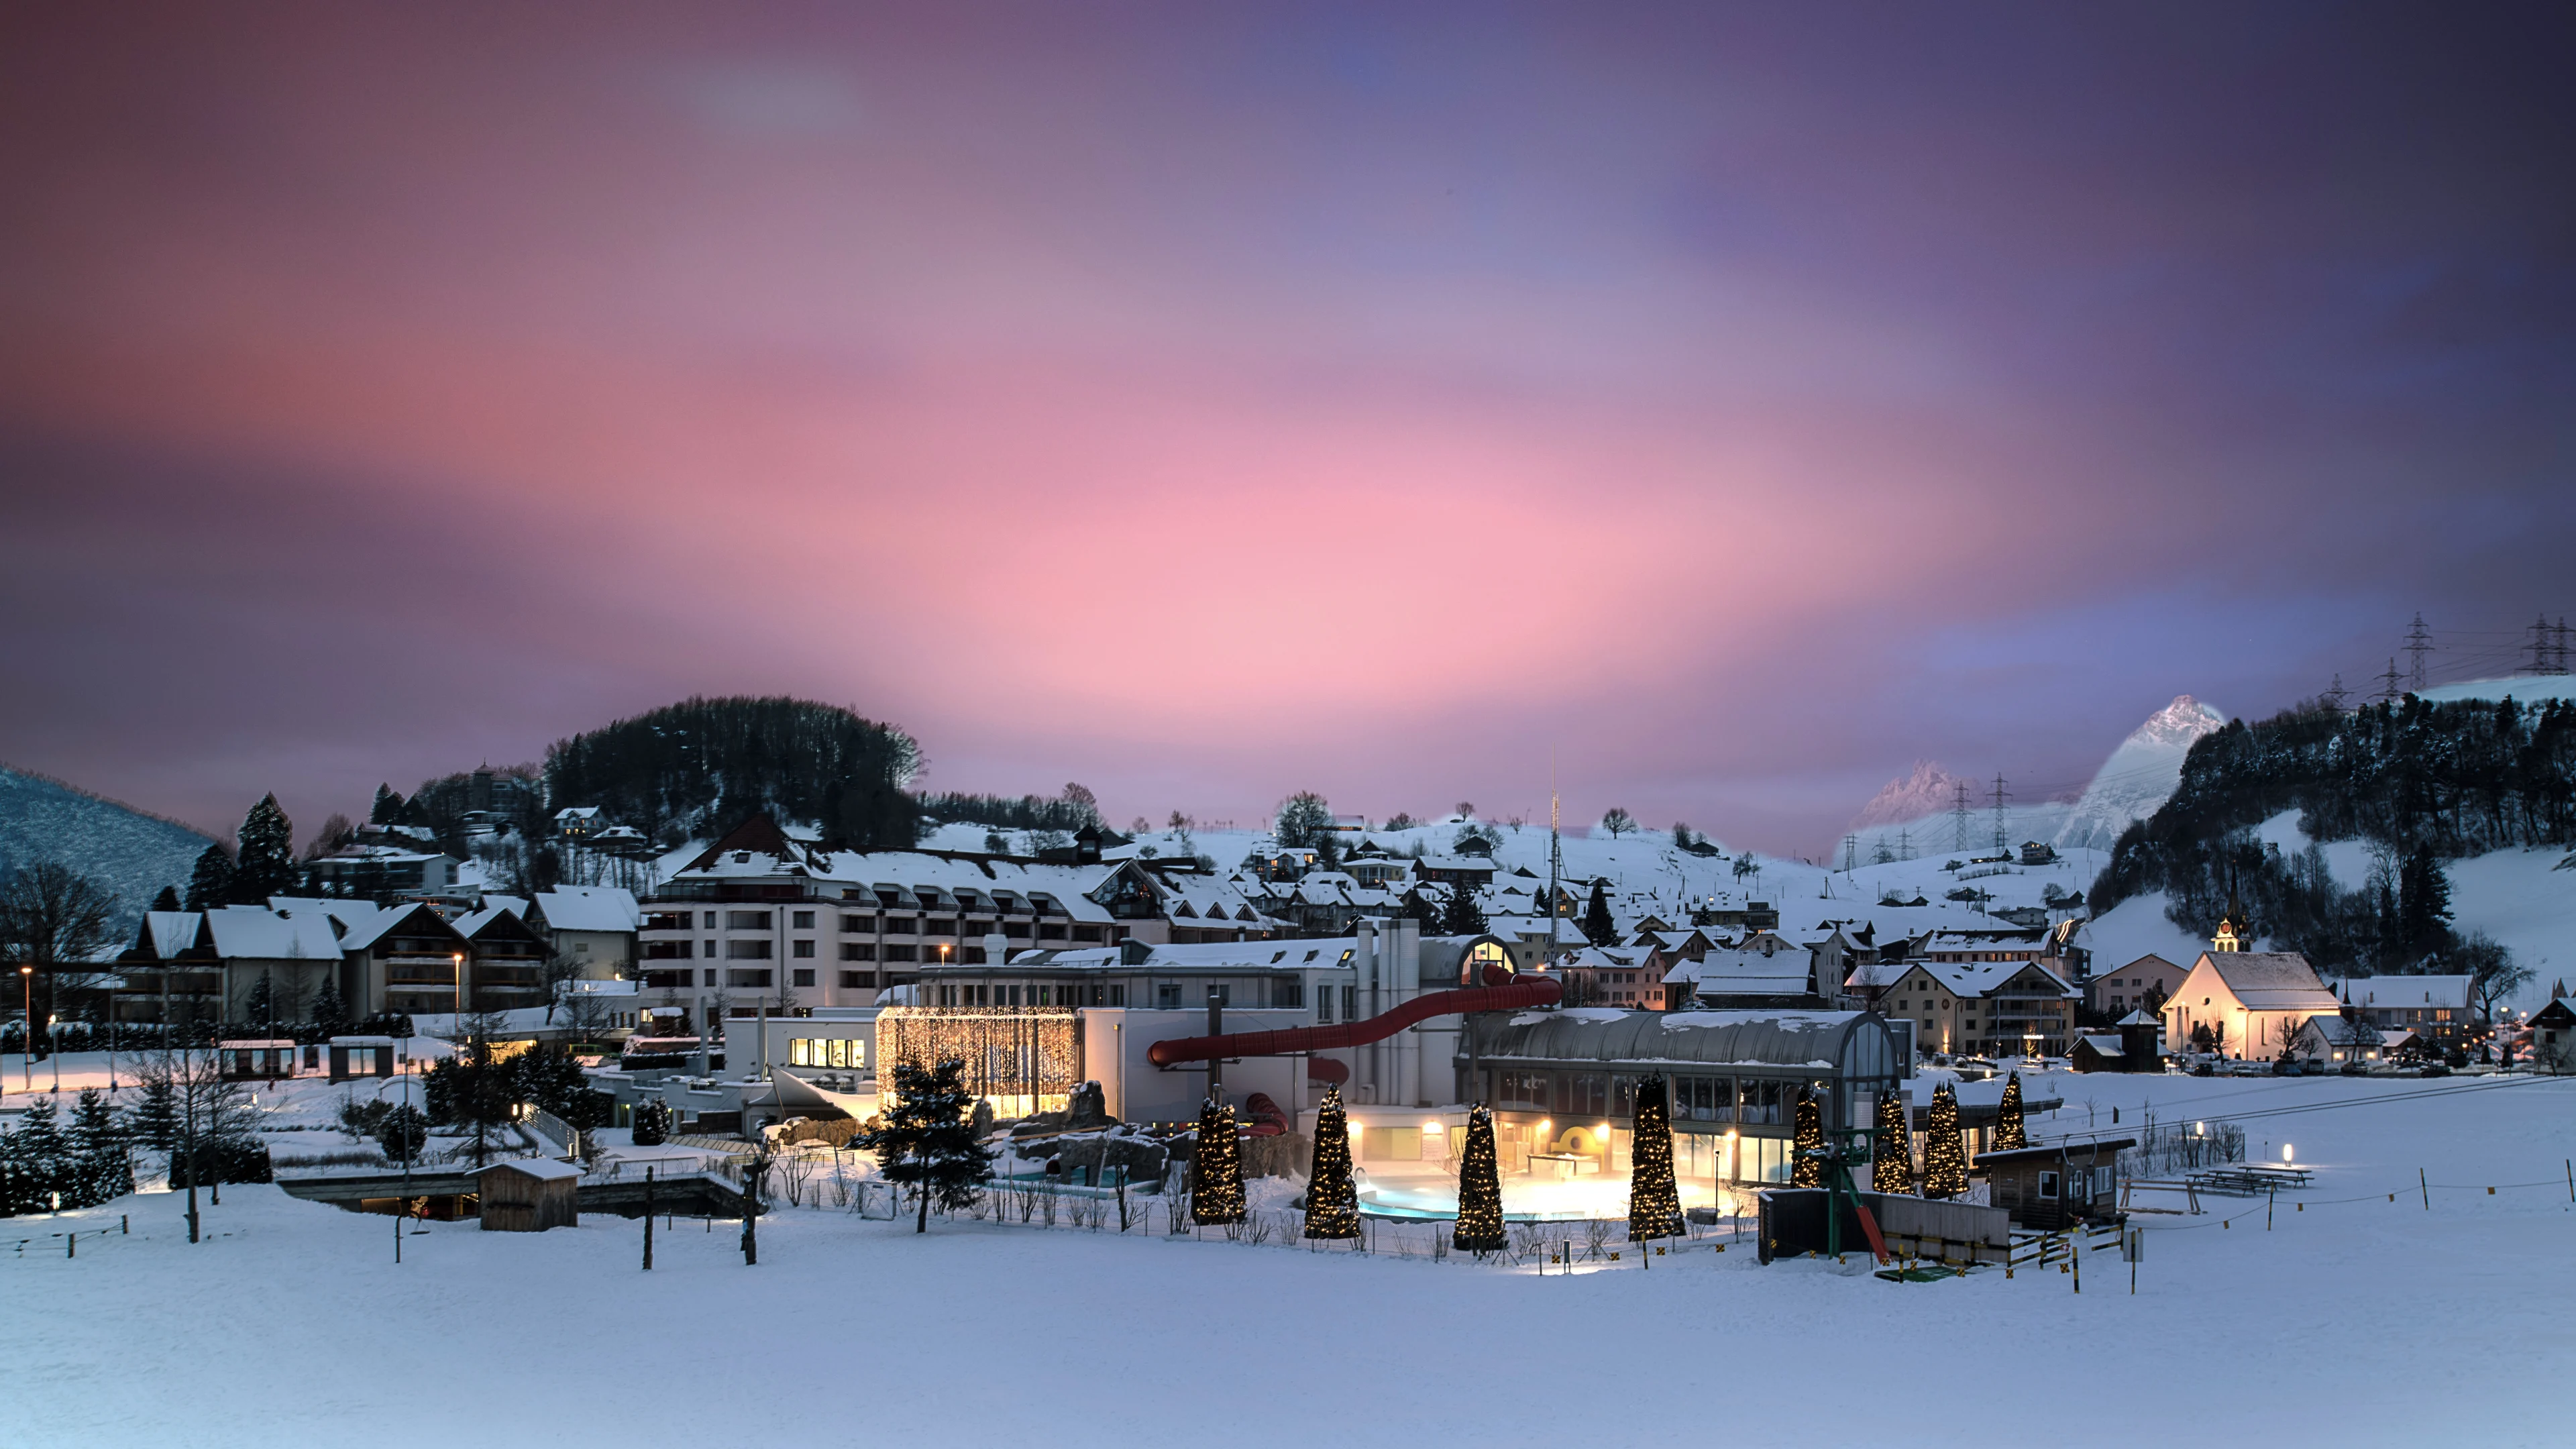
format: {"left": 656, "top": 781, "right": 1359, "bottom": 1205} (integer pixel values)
{"left": 1301, "top": 1086, "right": 1359, "bottom": 1240}
{"left": 1871, "top": 1089, "right": 1914, "bottom": 1195}
{"left": 1440, "top": 882, "right": 1487, "bottom": 936}
{"left": 311, "top": 976, "right": 350, "bottom": 1038}
{"left": 1994, "top": 1071, "right": 2028, "bottom": 1149}
{"left": 128, "top": 1069, "right": 180, "bottom": 1151}
{"left": 1582, "top": 881, "right": 1618, "bottom": 947}
{"left": 377, "top": 1104, "right": 429, "bottom": 1163}
{"left": 1451, "top": 1106, "right": 1507, "bottom": 1254}
{"left": 1790, "top": 1088, "right": 1825, "bottom": 1189}
{"left": 1921, "top": 1082, "right": 1969, "bottom": 1199}
{"left": 69, "top": 1087, "right": 130, "bottom": 1206}
{"left": 1625, "top": 1077, "right": 1683, "bottom": 1241}
{"left": 184, "top": 845, "right": 235, "bottom": 912}
{"left": 231, "top": 794, "right": 297, "bottom": 904}
{"left": 149, "top": 885, "right": 183, "bottom": 914}
{"left": 370, "top": 784, "right": 406, "bottom": 826}
{"left": 2, "top": 1095, "right": 71, "bottom": 1216}
{"left": 853, "top": 1058, "right": 994, "bottom": 1233}
{"left": 1191, "top": 1098, "right": 1246, "bottom": 1225}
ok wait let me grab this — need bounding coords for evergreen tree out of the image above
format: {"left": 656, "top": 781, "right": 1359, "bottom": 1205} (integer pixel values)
{"left": 1450, "top": 1106, "right": 1506, "bottom": 1254}
{"left": 1440, "top": 881, "right": 1488, "bottom": 936}
{"left": 2396, "top": 847, "right": 2455, "bottom": 961}
{"left": 129, "top": 1069, "right": 180, "bottom": 1151}
{"left": 69, "top": 1087, "right": 131, "bottom": 1206}
{"left": 370, "top": 784, "right": 406, "bottom": 826}
{"left": 1994, "top": 1071, "right": 2028, "bottom": 1149}
{"left": 149, "top": 885, "right": 183, "bottom": 914}
{"left": 311, "top": 976, "right": 350, "bottom": 1038}
{"left": 231, "top": 794, "right": 297, "bottom": 904}
{"left": 853, "top": 1058, "right": 994, "bottom": 1233}
{"left": 1581, "top": 881, "right": 1617, "bottom": 946}
{"left": 243, "top": 973, "right": 274, "bottom": 1028}
{"left": 1790, "top": 1088, "right": 1825, "bottom": 1189}
{"left": 376, "top": 1104, "right": 429, "bottom": 1163}
{"left": 1191, "top": 1098, "right": 1246, "bottom": 1225}
{"left": 1871, "top": 1090, "right": 1913, "bottom": 1194}
{"left": 2, "top": 1095, "right": 72, "bottom": 1216}
{"left": 184, "top": 844, "right": 235, "bottom": 912}
{"left": 1921, "top": 1083, "right": 1968, "bottom": 1199}
{"left": 1625, "top": 1077, "right": 1683, "bottom": 1241}
{"left": 1301, "top": 1086, "right": 1359, "bottom": 1240}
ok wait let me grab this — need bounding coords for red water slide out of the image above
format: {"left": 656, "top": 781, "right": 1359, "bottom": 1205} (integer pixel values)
{"left": 1144, "top": 975, "right": 1562, "bottom": 1070}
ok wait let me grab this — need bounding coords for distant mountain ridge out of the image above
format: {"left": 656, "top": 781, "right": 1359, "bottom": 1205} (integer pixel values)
{"left": 0, "top": 763, "right": 214, "bottom": 930}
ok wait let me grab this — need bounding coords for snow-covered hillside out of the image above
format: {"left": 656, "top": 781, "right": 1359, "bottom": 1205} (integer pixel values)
{"left": 0, "top": 764, "right": 213, "bottom": 928}
{"left": 2415, "top": 674, "right": 2576, "bottom": 706}
{"left": 2051, "top": 694, "right": 2227, "bottom": 850}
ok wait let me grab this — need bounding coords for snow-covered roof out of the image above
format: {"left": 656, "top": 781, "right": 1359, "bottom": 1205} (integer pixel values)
{"left": 142, "top": 910, "right": 201, "bottom": 959}
{"left": 473, "top": 1157, "right": 584, "bottom": 1181}
{"left": 1666, "top": 947, "right": 1811, "bottom": 997}
{"left": 200, "top": 906, "right": 343, "bottom": 961}
{"left": 335, "top": 902, "right": 455, "bottom": 953}
{"left": 1868, "top": 957, "right": 2074, "bottom": 1000}
{"left": 1477, "top": 1010, "right": 1892, "bottom": 1073}
{"left": 2197, "top": 953, "right": 2341, "bottom": 1012}
{"left": 535, "top": 886, "right": 642, "bottom": 934}
{"left": 2329, "top": 974, "right": 2474, "bottom": 1012}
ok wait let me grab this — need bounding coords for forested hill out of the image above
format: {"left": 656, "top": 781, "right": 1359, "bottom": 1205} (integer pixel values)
{"left": 0, "top": 764, "right": 213, "bottom": 928}
{"left": 2092, "top": 694, "right": 2576, "bottom": 973}
{"left": 543, "top": 697, "right": 922, "bottom": 849}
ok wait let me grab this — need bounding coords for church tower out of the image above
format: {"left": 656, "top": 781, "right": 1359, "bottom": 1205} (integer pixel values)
{"left": 2211, "top": 888, "right": 2249, "bottom": 953}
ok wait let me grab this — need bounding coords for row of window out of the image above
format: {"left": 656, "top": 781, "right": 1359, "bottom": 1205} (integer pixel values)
{"left": 786, "top": 1036, "right": 867, "bottom": 1069}
{"left": 647, "top": 909, "right": 1096, "bottom": 938}
{"left": 1493, "top": 1069, "right": 1825, "bottom": 1126}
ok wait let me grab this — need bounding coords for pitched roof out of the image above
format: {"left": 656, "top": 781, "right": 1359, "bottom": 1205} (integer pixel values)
{"left": 2198, "top": 952, "right": 2341, "bottom": 1011}
{"left": 199, "top": 906, "right": 343, "bottom": 961}
{"left": 533, "top": 887, "right": 641, "bottom": 934}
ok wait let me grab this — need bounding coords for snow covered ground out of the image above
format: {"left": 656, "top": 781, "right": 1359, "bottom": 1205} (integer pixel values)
{"left": 8, "top": 1067, "right": 2575, "bottom": 1448}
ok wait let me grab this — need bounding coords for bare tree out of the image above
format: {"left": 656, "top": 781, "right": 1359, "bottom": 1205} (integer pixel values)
{"left": 539, "top": 947, "right": 585, "bottom": 1024}
{"left": 300, "top": 813, "right": 358, "bottom": 861}
{"left": 0, "top": 862, "right": 121, "bottom": 1059}
{"left": 559, "top": 986, "right": 617, "bottom": 1042}
{"left": 2455, "top": 931, "right": 2532, "bottom": 1026}
{"left": 127, "top": 1043, "right": 256, "bottom": 1242}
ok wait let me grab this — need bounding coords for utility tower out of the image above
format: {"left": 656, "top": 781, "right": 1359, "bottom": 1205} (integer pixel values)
{"left": 2560, "top": 618, "right": 2573, "bottom": 675}
{"left": 2404, "top": 612, "right": 2433, "bottom": 691}
{"left": 1988, "top": 773, "right": 2011, "bottom": 851}
{"left": 2322, "top": 674, "right": 2349, "bottom": 711}
{"left": 2376, "top": 656, "right": 2404, "bottom": 704}
{"left": 2525, "top": 614, "right": 2568, "bottom": 676}
{"left": 1950, "top": 781, "right": 1972, "bottom": 853}
{"left": 1897, "top": 827, "right": 1912, "bottom": 861}
{"left": 1841, "top": 834, "right": 1858, "bottom": 873}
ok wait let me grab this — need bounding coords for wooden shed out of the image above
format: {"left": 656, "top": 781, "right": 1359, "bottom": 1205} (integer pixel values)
{"left": 472, "top": 1158, "right": 582, "bottom": 1232}
{"left": 1977, "top": 1135, "right": 2134, "bottom": 1231}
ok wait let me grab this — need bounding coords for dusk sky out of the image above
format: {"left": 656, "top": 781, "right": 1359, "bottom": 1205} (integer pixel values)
{"left": 3, "top": 4, "right": 2571, "bottom": 854}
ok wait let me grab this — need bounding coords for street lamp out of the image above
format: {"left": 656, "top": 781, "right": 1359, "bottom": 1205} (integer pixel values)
{"left": 15, "top": 965, "right": 29, "bottom": 1094}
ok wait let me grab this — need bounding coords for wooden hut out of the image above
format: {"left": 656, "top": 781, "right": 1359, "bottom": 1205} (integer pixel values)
{"left": 472, "top": 1158, "right": 582, "bottom": 1232}
{"left": 1977, "top": 1135, "right": 2134, "bottom": 1230}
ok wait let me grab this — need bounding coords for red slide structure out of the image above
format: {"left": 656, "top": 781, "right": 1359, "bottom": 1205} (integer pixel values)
{"left": 1145, "top": 974, "right": 1562, "bottom": 1071}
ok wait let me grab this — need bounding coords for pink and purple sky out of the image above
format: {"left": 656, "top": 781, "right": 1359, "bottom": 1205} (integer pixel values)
{"left": 3, "top": 5, "right": 2571, "bottom": 853}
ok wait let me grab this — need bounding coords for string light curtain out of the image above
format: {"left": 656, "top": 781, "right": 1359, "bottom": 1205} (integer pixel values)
{"left": 1193, "top": 1098, "right": 1245, "bottom": 1225}
{"left": 1302, "top": 1086, "right": 1359, "bottom": 1240}
{"left": 1872, "top": 1089, "right": 1914, "bottom": 1194}
{"left": 1452, "top": 1106, "right": 1507, "bottom": 1254}
{"left": 878, "top": 1007, "right": 1079, "bottom": 1113}
{"left": 1790, "top": 1087, "right": 1825, "bottom": 1189}
{"left": 1921, "top": 1082, "right": 1969, "bottom": 1199}
{"left": 1625, "top": 1076, "right": 1683, "bottom": 1241}
{"left": 1994, "top": 1071, "right": 2027, "bottom": 1149}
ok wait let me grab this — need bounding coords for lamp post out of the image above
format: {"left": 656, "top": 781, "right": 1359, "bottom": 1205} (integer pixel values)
{"left": 17, "top": 965, "right": 31, "bottom": 1093}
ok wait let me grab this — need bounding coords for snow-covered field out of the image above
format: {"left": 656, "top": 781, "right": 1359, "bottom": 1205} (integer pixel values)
{"left": 9, "top": 1067, "right": 2575, "bottom": 1448}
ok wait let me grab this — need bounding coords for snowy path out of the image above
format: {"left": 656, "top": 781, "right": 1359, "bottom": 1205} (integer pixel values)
{"left": 8, "top": 1070, "right": 2576, "bottom": 1448}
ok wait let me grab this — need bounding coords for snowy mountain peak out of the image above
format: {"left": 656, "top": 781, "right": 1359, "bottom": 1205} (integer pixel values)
{"left": 2051, "top": 696, "right": 2227, "bottom": 849}
{"left": 2133, "top": 695, "right": 2229, "bottom": 750}
{"left": 1851, "top": 761, "right": 1969, "bottom": 831}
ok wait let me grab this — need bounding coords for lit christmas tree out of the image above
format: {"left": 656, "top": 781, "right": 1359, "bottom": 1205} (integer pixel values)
{"left": 1921, "top": 1081, "right": 1969, "bottom": 1199}
{"left": 1302, "top": 1086, "right": 1359, "bottom": 1240}
{"left": 1192, "top": 1098, "right": 1245, "bottom": 1225}
{"left": 1790, "top": 1087, "right": 1825, "bottom": 1189}
{"left": 1871, "top": 1089, "right": 1913, "bottom": 1195}
{"left": 1626, "top": 1076, "right": 1683, "bottom": 1241}
{"left": 1994, "top": 1071, "right": 2027, "bottom": 1149}
{"left": 1452, "top": 1106, "right": 1507, "bottom": 1253}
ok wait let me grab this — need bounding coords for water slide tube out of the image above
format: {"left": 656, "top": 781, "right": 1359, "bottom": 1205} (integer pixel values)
{"left": 1144, "top": 974, "right": 1563, "bottom": 1072}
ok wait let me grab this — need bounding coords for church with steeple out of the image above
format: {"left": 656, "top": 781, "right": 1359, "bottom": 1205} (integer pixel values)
{"left": 2159, "top": 892, "right": 2342, "bottom": 1060}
